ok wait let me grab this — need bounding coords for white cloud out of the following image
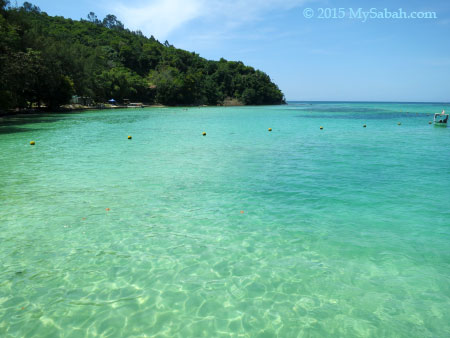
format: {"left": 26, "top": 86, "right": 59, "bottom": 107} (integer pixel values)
{"left": 109, "top": 0, "right": 311, "bottom": 39}
{"left": 113, "top": 0, "right": 203, "bottom": 38}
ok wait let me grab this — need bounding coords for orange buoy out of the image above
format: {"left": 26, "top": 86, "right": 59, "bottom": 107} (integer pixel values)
{"left": 202, "top": 132, "right": 206, "bottom": 136}
{"left": 30, "top": 141, "right": 35, "bottom": 145}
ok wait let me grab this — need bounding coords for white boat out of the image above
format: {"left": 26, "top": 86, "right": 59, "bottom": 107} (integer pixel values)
{"left": 434, "top": 110, "right": 448, "bottom": 126}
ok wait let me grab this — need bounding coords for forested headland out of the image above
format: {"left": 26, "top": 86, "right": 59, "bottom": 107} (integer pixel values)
{"left": 0, "top": 1, "right": 285, "bottom": 111}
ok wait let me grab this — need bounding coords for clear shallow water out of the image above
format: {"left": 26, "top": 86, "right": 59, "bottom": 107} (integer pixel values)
{"left": 0, "top": 102, "right": 449, "bottom": 337}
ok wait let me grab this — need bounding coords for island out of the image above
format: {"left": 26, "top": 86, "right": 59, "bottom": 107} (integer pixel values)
{"left": 0, "top": 1, "right": 285, "bottom": 112}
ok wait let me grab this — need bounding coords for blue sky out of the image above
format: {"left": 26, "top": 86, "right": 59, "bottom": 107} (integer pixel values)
{"left": 18, "top": 0, "right": 450, "bottom": 102}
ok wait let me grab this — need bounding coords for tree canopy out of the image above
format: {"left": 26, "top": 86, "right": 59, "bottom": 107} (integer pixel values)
{"left": 0, "top": 2, "right": 285, "bottom": 110}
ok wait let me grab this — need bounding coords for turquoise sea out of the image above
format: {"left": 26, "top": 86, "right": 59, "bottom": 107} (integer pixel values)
{"left": 0, "top": 102, "right": 449, "bottom": 337}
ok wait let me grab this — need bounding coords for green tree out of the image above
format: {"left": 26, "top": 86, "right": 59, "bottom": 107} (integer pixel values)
{"left": 102, "top": 14, "right": 124, "bottom": 30}
{"left": 0, "top": 2, "right": 284, "bottom": 111}
{"left": 87, "top": 12, "right": 100, "bottom": 25}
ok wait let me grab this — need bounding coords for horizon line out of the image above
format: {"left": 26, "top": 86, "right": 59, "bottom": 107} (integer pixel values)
{"left": 286, "top": 100, "right": 450, "bottom": 104}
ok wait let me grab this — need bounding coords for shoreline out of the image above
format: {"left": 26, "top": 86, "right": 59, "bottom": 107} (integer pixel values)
{"left": 0, "top": 101, "right": 288, "bottom": 118}
{"left": 0, "top": 104, "right": 165, "bottom": 118}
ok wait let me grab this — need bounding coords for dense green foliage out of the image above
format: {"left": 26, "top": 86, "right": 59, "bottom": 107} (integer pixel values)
{"left": 0, "top": 2, "right": 285, "bottom": 110}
